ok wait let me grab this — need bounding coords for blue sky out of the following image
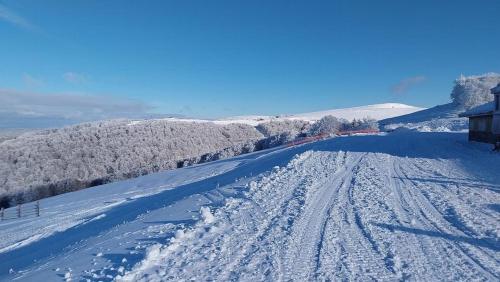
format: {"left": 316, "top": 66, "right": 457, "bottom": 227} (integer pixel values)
{"left": 0, "top": 0, "right": 499, "bottom": 121}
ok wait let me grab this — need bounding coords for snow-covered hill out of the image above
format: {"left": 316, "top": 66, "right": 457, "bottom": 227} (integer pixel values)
{"left": 380, "top": 103, "right": 469, "bottom": 132}
{"left": 0, "top": 130, "right": 498, "bottom": 281}
{"left": 154, "top": 103, "right": 424, "bottom": 126}
{"left": 219, "top": 103, "right": 424, "bottom": 126}
{"left": 281, "top": 102, "right": 423, "bottom": 122}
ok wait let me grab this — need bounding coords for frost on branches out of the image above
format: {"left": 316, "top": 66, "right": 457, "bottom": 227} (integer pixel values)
{"left": 451, "top": 73, "right": 500, "bottom": 109}
{"left": 0, "top": 120, "right": 264, "bottom": 207}
{"left": 308, "top": 115, "right": 378, "bottom": 136}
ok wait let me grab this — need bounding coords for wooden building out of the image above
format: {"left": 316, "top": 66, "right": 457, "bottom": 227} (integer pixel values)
{"left": 460, "top": 83, "right": 500, "bottom": 144}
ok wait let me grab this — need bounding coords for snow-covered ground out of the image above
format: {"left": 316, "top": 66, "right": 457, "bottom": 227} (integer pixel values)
{"left": 282, "top": 103, "right": 424, "bottom": 123}
{"left": 0, "top": 130, "right": 498, "bottom": 281}
{"left": 380, "top": 103, "right": 469, "bottom": 132}
{"left": 135, "top": 103, "right": 424, "bottom": 126}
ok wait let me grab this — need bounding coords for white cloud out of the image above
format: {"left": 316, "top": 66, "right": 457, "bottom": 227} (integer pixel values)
{"left": 0, "top": 4, "right": 38, "bottom": 31}
{"left": 63, "top": 72, "right": 88, "bottom": 84}
{"left": 0, "top": 88, "right": 153, "bottom": 121}
{"left": 391, "top": 76, "right": 426, "bottom": 95}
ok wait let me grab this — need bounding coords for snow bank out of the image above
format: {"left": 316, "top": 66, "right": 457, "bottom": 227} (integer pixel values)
{"left": 200, "top": 206, "right": 215, "bottom": 224}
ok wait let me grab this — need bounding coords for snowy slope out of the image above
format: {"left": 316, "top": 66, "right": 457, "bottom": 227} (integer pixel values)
{"left": 219, "top": 103, "right": 424, "bottom": 125}
{"left": 141, "top": 103, "right": 424, "bottom": 126}
{"left": 0, "top": 131, "right": 498, "bottom": 281}
{"left": 380, "top": 103, "right": 469, "bottom": 132}
{"left": 286, "top": 103, "right": 424, "bottom": 122}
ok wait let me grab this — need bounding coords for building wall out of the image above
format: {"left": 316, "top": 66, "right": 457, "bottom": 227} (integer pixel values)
{"left": 469, "top": 115, "right": 495, "bottom": 143}
{"left": 469, "top": 115, "right": 492, "bottom": 132}
{"left": 493, "top": 94, "right": 500, "bottom": 135}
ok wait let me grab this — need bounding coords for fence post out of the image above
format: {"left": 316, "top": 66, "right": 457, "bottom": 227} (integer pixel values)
{"left": 36, "top": 201, "right": 40, "bottom": 217}
{"left": 17, "top": 204, "right": 21, "bottom": 218}
{"left": 0, "top": 207, "right": 3, "bottom": 220}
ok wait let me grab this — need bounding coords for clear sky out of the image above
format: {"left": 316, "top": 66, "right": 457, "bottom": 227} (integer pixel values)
{"left": 0, "top": 0, "right": 499, "bottom": 121}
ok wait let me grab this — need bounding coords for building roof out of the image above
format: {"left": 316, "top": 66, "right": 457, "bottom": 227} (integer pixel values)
{"left": 492, "top": 83, "right": 500, "bottom": 94}
{"left": 459, "top": 101, "right": 494, "bottom": 117}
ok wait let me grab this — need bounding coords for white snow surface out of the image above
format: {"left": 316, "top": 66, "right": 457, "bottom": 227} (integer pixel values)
{"left": 381, "top": 103, "right": 469, "bottom": 132}
{"left": 283, "top": 103, "right": 423, "bottom": 123}
{"left": 0, "top": 131, "right": 499, "bottom": 281}
{"left": 137, "top": 103, "right": 424, "bottom": 126}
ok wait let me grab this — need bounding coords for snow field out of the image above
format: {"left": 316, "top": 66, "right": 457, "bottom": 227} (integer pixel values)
{"left": 1, "top": 131, "right": 498, "bottom": 281}
{"left": 122, "top": 134, "right": 499, "bottom": 281}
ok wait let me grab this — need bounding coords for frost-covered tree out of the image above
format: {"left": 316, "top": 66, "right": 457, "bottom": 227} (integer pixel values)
{"left": 308, "top": 116, "right": 378, "bottom": 136}
{"left": 308, "top": 116, "right": 345, "bottom": 136}
{"left": 255, "top": 120, "right": 310, "bottom": 147}
{"left": 342, "top": 118, "right": 378, "bottom": 131}
{"left": 450, "top": 73, "right": 500, "bottom": 109}
{"left": 0, "top": 119, "right": 265, "bottom": 207}
{"left": 256, "top": 120, "right": 309, "bottom": 138}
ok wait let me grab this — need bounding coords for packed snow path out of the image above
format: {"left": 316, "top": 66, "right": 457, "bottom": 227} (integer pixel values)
{"left": 1, "top": 132, "right": 499, "bottom": 281}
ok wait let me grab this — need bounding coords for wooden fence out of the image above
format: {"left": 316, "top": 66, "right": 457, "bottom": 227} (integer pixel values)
{"left": 336, "top": 129, "right": 380, "bottom": 136}
{"left": 0, "top": 201, "right": 40, "bottom": 221}
{"left": 285, "top": 129, "right": 380, "bottom": 147}
{"left": 286, "top": 133, "right": 329, "bottom": 147}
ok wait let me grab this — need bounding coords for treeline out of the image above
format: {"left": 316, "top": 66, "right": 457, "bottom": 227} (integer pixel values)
{"left": 0, "top": 120, "right": 264, "bottom": 207}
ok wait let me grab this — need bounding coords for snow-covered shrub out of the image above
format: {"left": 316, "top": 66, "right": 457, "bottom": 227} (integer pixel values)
{"left": 308, "top": 116, "right": 378, "bottom": 136}
{"left": 342, "top": 118, "right": 379, "bottom": 131}
{"left": 308, "top": 115, "right": 345, "bottom": 136}
{"left": 254, "top": 120, "right": 310, "bottom": 147}
{"left": 256, "top": 120, "right": 309, "bottom": 137}
{"left": 257, "top": 132, "right": 298, "bottom": 149}
{"left": 0, "top": 120, "right": 264, "bottom": 207}
{"left": 450, "top": 73, "right": 500, "bottom": 109}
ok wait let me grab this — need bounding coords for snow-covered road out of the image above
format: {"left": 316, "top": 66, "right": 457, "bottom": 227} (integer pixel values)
{"left": 1, "top": 132, "right": 499, "bottom": 281}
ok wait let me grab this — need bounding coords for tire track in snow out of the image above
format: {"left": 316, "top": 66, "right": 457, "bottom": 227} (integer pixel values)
{"left": 121, "top": 133, "right": 499, "bottom": 282}
{"left": 315, "top": 153, "right": 395, "bottom": 280}
{"left": 281, "top": 152, "right": 365, "bottom": 281}
{"left": 327, "top": 154, "right": 394, "bottom": 280}
{"left": 218, "top": 151, "right": 349, "bottom": 281}
{"left": 393, "top": 161, "right": 482, "bottom": 280}
{"left": 384, "top": 156, "right": 441, "bottom": 280}
{"left": 411, "top": 167, "right": 500, "bottom": 270}
{"left": 393, "top": 160, "right": 498, "bottom": 280}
